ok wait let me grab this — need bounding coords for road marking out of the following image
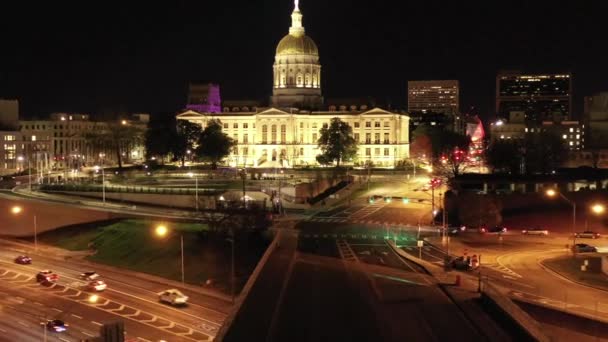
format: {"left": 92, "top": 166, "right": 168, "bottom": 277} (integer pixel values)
{"left": 137, "top": 338, "right": 153, "bottom": 342}
{"left": 108, "top": 304, "right": 125, "bottom": 312}
{"left": 502, "top": 275, "right": 518, "bottom": 280}
{"left": 124, "top": 310, "right": 141, "bottom": 317}
{"left": 33, "top": 302, "right": 44, "bottom": 306}
{"left": 0, "top": 328, "right": 6, "bottom": 333}
{"left": 82, "top": 331, "right": 95, "bottom": 337}
{"left": 92, "top": 321, "right": 103, "bottom": 326}
{"left": 17, "top": 321, "right": 28, "bottom": 327}
{"left": 140, "top": 316, "right": 157, "bottom": 323}
{"left": 59, "top": 338, "right": 71, "bottom": 342}
{"left": 51, "top": 307, "right": 62, "bottom": 312}
{"left": 71, "top": 314, "right": 83, "bottom": 319}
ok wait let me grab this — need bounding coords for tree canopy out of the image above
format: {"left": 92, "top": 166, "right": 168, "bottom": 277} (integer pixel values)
{"left": 316, "top": 117, "right": 358, "bottom": 167}
{"left": 195, "top": 119, "right": 234, "bottom": 169}
{"left": 485, "top": 139, "right": 521, "bottom": 174}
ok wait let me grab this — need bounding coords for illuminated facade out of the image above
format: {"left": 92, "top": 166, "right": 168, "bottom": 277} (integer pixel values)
{"left": 270, "top": 0, "right": 322, "bottom": 109}
{"left": 496, "top": 71, "right": 572, "bottom": 124}
{"left": 408, "top": 80, "right": 459, "bottom": 115}
{"left": 176, "top": 0, "right": 409, "bottom": 167}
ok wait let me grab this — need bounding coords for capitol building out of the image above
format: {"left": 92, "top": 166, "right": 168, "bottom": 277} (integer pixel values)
{"left": 177, "top": 1, "right": 410, "bottom": 168}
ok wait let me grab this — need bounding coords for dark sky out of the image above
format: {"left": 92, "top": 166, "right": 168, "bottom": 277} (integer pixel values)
{"left": 1, "top": 0, "right": 607, "bottom": 120}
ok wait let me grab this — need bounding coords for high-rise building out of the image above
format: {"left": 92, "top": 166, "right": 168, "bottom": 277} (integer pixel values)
{"left": 496, "top": 71, "right": 572, "bottom": 125}
{"left": 407, "top": 80, "right": 459, "bottom": 115}
{"left": 186, "top": 83, "right": 221, "bottom": 113}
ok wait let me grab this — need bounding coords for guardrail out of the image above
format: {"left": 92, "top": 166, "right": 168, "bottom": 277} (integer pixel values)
{"left": 37, "top": 184, "right": 222, "bottom": 196}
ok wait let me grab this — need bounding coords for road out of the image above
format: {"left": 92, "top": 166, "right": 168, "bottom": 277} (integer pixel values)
{"left": 0, "top": 239, "right": 230, "bottom": 341}
{"left": 225, "top": 218, "right": 489, "bottom": 341}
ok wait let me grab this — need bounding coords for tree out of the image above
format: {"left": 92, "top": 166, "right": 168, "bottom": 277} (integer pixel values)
{"left": 84, "top": 121, "right": 144, "bottom": 169}
{"left": 316, "top": 117, "right": 358, "bottom": 167}
{"left": 485, "top": 140, "right": 522, "bottom": 174}
{"left": 145, "top": 114, "right": 177, "bottom": 163}
{"left": 196, "top": 119, "right": 234, "bottom": 169}
{"left": 172, "top": 120, "right": 203, "bottom": 167}
{"left": 432, "top": 130, "right": 471, "bottom": 177}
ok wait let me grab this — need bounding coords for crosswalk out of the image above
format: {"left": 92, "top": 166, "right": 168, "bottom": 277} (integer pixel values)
{"left": 349, "top": 202, "right": 386, "bottom": 220}
{"left": 482, "top": 263, "right": 522, "bottom": 278}
{"left": 300, "top": 232, "right": 417, "bottom": 242}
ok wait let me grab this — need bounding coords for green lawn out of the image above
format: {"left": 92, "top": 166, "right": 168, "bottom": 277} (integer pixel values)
{"left": 37, "top": 219, "right": 270, "bottom": 293}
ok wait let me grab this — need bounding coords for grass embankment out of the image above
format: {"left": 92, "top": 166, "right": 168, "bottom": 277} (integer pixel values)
{"left": 543, "top": 256, "right": 608, "bottom": 291}
{"left": 38, "top": 219, "right": 270, "bottom": 292}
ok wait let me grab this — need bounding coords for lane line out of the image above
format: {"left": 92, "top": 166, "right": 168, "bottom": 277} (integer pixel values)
{"left": 137, "top": 338, "right": 153, "bottom": 342}
{"left": 51, "top": 307, "right": 62, "bottom": 312}
{"left": 17, "top": 321, "right": 28, "bottom": 327}
{"left": 0, "top": 328, "right": 6, "bottom": 333}
{"left": 59, "top": 338, "right": 71, "bottom": 342}
{"left": 33, "top": 302, "right": 44, "bottom": 306}
{"left": 71, "top": 314, "right": 83, "bottom": 319}
{"left": 82, "top": 331, "right": 95, "bottom": 337}
{"left": 91, "top": 321, "right": 103, "bottom": 326}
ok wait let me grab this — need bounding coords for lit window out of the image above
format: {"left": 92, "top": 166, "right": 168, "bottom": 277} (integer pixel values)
{"left": 384, "top": 121, "right": 389, "bottom": 127}
{"left": 525, "top": 128, "right": 528, "bottom": 132}
{"left": 233, "top": 123, "right": 238, "bottom": 129}
{"left": 384, "top": 148, "right": 389, "bottom": 156}
{"left": 576, "top": 134, "right": 580, "bottom": 139}
{"left": 365, "top": 148, "right": 371, "bottom": 156}
{"left": 562, "top": 134, "right": 567, "bottom": 139}
{"left": 31, "top": 136, "right": 36, "bottom": 141}
{"left": 500, "top": 135, "right": 505, "bottom": 139}
{"left": 569, "top": 128, "right": 574, "bottom": 133}
{"left": 375, "top": 148, "right": 380, "bottom": 155}
{"left": 569, "top": 141, "right": 573, "bottom": 146}
{"left": 223, "top": 123, "right": 228, "bottom": 129}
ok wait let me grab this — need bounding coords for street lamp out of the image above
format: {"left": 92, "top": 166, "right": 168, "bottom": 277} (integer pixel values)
{"left": 11, "top": 206, "right": 37, "bottom": 252}
{"left": 545, "top": 189, "right": 577, "bottom": 254}
{"left": 99, "top": 153, "right": 106, "bottom": 205}
{"left": 154, "top": 225, "right": 184, "bottom": 284}
{"left": 188, "top": 172, "right": 198, "bottom": 211}
{"left": 591, "top": 203, "right": 605, "bottom": 215}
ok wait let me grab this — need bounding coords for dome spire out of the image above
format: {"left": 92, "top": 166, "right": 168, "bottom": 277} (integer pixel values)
{"left": 289, "top": 0, "right": 305, "bottom": 37}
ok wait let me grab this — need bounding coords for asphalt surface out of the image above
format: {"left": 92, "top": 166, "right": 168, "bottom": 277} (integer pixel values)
{"left": 0, "top": 239, "right": 230, "bottom": 342}
{"left": 226, "top": 218, "right": 487, "bottom": 341}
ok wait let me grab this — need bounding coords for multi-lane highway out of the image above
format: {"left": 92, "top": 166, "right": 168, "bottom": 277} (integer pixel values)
{"left": 0, "top": 239, "right": 230, "bottom": 341}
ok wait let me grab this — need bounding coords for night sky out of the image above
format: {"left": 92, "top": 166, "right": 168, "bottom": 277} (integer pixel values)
{"left": 1, "top": 0, "right": 607, "bottom": 120}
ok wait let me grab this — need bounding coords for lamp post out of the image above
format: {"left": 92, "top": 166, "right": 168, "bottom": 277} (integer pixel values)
{"left": 545, "top": 189, "right": 576, "bottom": 254}
{"left": 99, "top": 153, "right": 106, "bottom": 205}
{"left": 11, "top": 206, "right": 37, "bottom": 252}
{"left": 188, "top": 172, "right": 198, "bottom": 211}
{"left": 226, "top": 228, "right": 236, "bottom": 304}
{"left": 155, "top": 225, "right": 184, "bottom": 284}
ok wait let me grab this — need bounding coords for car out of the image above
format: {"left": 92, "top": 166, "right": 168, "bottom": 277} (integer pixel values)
{"left": 383, "top": 196, "right": 392, "bottom": 203}
{"left": 45, "top": 319, "right": 68, "bottom": 332}
{"left": 14, "top": 255, "right": 32, "bottom": 264}
{"left": 367, "top": 195, "right": 383, "bottom": 204}
{"left": 446, "top": 225, "right": 467, "bottom": 235}
{"left": 80, "top": 271, "right": 100, "bottom": 281}
{"left": 36, "top": 270, "right": 58, "bottom": 283}
{"left": 479, "top": 225, "right": 507, "bottom": 234}
{"left": 450, "top": 256, "right": 478, "bottom": 271}
{"left": 572, "top": 243, "right": 597, "bottom": 253}
{"left": 86, "top": 280, "right": 107, "bottom": 292}
{"left": 159, "top": 289, "right": 189, "bottom": 306}
{"left": 575, "top": 231, "right": 601, "bottom": 239}
{"left": 522, "top": 227, "right": 549, "bottom": 236}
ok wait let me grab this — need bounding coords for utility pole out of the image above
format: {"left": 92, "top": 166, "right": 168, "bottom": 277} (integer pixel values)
{"left": 431, "top": 183, "right": 435, "bottom": 226}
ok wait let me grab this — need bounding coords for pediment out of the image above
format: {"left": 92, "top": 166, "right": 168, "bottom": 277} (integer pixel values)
{"left": 176, "top": 110, "right": 206, "bottom": 118}
{"left": 256, "top": 107, "right": 292, "bottom": 116}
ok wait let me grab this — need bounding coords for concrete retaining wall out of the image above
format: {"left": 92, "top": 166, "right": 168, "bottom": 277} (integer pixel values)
{"left": 49, "top": 191, "right": 217, "bottom": 210}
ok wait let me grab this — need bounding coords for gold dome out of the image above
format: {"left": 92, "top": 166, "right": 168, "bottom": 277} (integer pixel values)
{"left": 276, "top": 34, "right": 318, "bottom": 56}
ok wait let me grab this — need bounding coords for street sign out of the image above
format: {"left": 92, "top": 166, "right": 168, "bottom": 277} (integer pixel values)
{"left": 417, "top": 240, "right": 424, "bottom": 247}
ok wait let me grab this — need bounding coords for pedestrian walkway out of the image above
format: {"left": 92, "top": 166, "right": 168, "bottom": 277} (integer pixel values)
{"left": 348, "top": 202, "right": 386, "bottom": 220}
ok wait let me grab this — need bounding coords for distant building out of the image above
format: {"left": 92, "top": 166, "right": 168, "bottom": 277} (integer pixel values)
{"left": 541, "top": 120, "right": 584, "bottom": 151}
{"left": 496, "top": 71, "right": 572, "bottom": 125}
{"left": 222, "top": 100, "right": 262, "bottom": 113}
{"left": 0, "top": 130, "right": 22, "bottom": 175}
{"left": 489, "top": 111, "right": 527, "bottom": 141}
{"left": 407, "top": 80, "right": 459, "bottom": 115}
{"left": 583, "top": 92, "right": 608, "bottom": 147}
{"left": 408, "top": 111, "right": 455, "bottom": 135}
{"left": 0, "top": 99, "right": 19, "bottom": 130}
{"left": 186, "top": 83, "right": 222, "bottom": 113}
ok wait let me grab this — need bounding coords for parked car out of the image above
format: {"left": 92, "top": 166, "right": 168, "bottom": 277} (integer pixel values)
{"left": 383, "top": 196, "right": 392, "bottom": 203}
{"left": 80, "top": 271, "right": 100, "bottom": 281}
{"left": 368, "top": 195, "right": 383, "bottom": 204}
{"left": 572, "top": 243, "right": 597, "bottom": 253}
{"left": 14, "top": 255, "right": 32, "bottom": 264}
{"left": 450, "top": 256, "right": 478, "bottom": 271}
{"left": 575, "top": 231, "right": 601, "bottom": 239}
{"left": 45, "top": 319, "right": 68, "bottom": 332}
{"left": 36, "top": 270, "right": 58, "bottom": 283}
{"left": 159, "top": 289, "right": 189, "bottom": 306}
{"left": 522, "top": 227, "right": 549, "bottom": 236}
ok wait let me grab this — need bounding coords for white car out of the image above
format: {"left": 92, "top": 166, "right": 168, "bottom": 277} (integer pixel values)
{"left": 522, "top": 227, "right": 549, "bottom": 236}
{"left": 575, "top": 231, "right": 601, "bottom": 239}
{"left": 86, "top": 280, "right": 107, "bottom": 292}
{"left": 80, "top": 271, "right": 100, "bottom": 281}
{"left": 159, "top": 289, "right": 189, "bottom": 306}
